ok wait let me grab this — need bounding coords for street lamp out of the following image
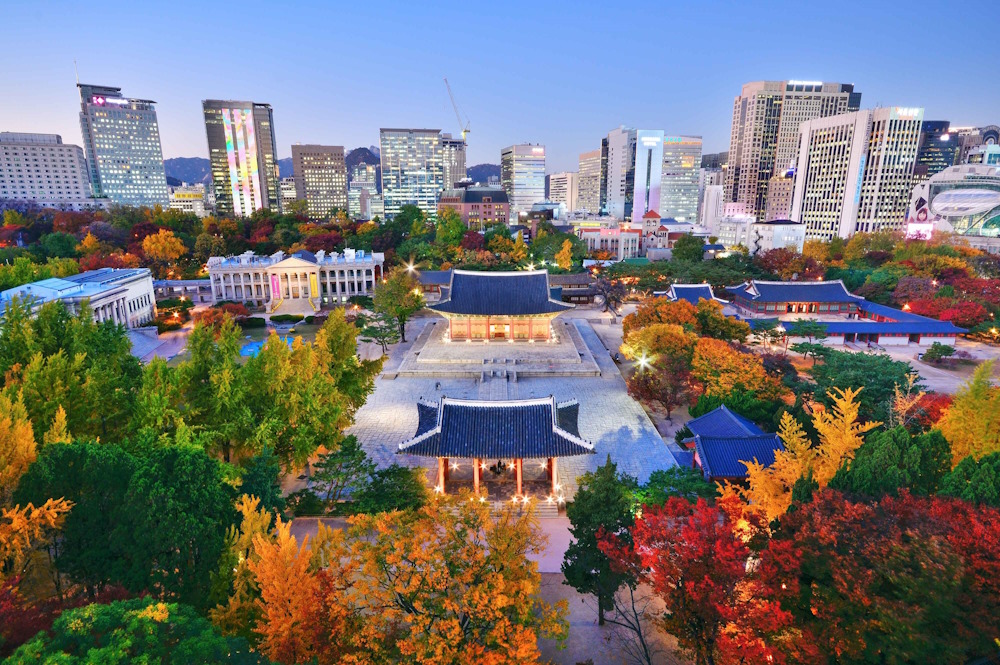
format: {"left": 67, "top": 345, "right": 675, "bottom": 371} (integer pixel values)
{"left": 776, "top": 325, "right": 787, "bottom": 354}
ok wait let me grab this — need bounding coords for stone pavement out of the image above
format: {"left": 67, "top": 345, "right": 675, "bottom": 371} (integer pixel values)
{"left": 348, "top": 317, "right": 676, "bottom": 496}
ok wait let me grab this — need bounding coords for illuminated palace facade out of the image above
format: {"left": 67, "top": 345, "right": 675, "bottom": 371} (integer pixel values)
{"left": 430, "top": 270, "right": 573, "bottom": 341}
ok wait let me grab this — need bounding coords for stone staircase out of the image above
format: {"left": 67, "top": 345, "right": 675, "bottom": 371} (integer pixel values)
{"left": 477, "top": 362, "right": 519, "bottom": 400}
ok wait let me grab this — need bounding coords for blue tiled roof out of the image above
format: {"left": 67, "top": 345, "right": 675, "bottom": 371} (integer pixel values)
{"left": 671, "top": 449, "right": 695, "bottom": 468}
{"left": 744, "top": 315, "right": 965, "bottom": 335}
{"left": 686, "top": 405, "right": 764, "bottom": 438}
{"left": 704, "top": 244, "right": 726, "bottom": 251}
{"left": 399, "top": 397, "right": 593, "bottom": 459}
{"left": 670, "top": 284, "right": 717, "bottom": 306}
{"left": 729, "top": 280, "right": 861, "bottom": 303}
{"left": 694, "top": 434, "right": 784, "bottom": 480}
{"left": 417, "top": 270, "right": 452, "bottom": 286}
{"left": 430, "top": 270, "right": 574, "bottom": 316}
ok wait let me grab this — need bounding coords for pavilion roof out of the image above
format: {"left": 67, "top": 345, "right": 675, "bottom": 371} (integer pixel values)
{"left": 686, "top": 405, "right": 764, "bottom": 438}
{"left": 429, "top": 270, "right": 574, "bottom": 316}
{"left": 398, "top": 396, "right": 593, "bottom": 459}
{"left": 727, "top": 279, "right": 861, "bottom": 303}
{"left": 694, "top": 434, "right": 784, "bottom": 480}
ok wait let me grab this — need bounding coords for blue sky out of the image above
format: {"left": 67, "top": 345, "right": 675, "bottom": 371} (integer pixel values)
{"left": 2, "top": 0, "right": 998, "bottom": 172}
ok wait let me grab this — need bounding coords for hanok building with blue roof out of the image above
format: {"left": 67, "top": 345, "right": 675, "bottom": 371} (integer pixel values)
{"left": 430, "top": 269, "right": 574, "bottom": 341}
{"left": 680, "top": 405, "right": 784, "bottom": 483}
{"left": 398, "top": 396, "right": 594, "bottom": 500}
{"left": 656, "top": 283, "right": 728, "bottom": 307}
{"left": 728, "top": 279, "right": 964, "bottom": 347}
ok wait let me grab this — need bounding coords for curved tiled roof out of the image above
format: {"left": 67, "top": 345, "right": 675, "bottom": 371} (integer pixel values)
{"left": 430, "top": 270, "right": 574, "bottom": 316}
{"left": 728, "top": 280, "right": 861, "bottom": 303}
{"left": 694, "top": 434, "right": 784, "bottom": 480}
{"left": 686, "top": 405, "right": 764, "bottom": 438}
{"left": 399, "top": 396, "right": 593, "bottom": 459}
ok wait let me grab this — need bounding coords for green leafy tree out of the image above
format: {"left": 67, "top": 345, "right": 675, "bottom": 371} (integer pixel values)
{"left": 922, "top": 342, "right": 956, "bottom": 364}
{"left": 352, "top": 464, "right": 429, "bottom": 514}
{"left": 114, "top": 445, "right": 237, "bottom": 608}
{"left": 312, "top": 435, "right": 375, "bottom": 503}
{"left": 829, "top": 427, "right": 952, "bottom": 498}
{"left": 4, "top": 598, "right": 265, "bottom": 664}
{"left": 939, "top": 452, "right": 1000, "bottom": 507}
{"left": 786, "top": 317, "right": 828, "bottom": 344}
{"left": 357, "top": 310, "right": 400, "bottom": 353}
{"left": 373, "top": 267, "right": 424, "bottom": 342}
{"left": 633, "top": 467, "right": 716, "bottom": 506}
{"left": 13, "top": 441, "right": 136, "bottom": 596}
{"left": 562, "top": 456, "right": 638, "bottom": 626}
{"left": 239, "top": 446, "right": 286, "bottom": 519}
{"left": 810, "top": 350, "right": 919, "bottom": 424}
{"left": 434, "top": 207, "right": 467, "bottom": 247}
{"left": 671, "top": 234, "right": 705, "bottom": 263}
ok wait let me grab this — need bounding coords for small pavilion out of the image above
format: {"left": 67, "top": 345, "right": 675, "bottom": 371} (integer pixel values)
{"left": 397, "top": 396, "right": 594, "bottom": 499}
{"left": 430, "top": 269, "right": 574, "bottom": 341}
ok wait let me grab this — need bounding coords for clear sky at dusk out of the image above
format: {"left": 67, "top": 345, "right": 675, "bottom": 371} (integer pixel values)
{"left": 2, "top": 0, "right": 998, "bottom": 172}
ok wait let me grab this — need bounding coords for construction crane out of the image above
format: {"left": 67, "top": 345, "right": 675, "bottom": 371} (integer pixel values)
{"left": 443, "top": 77, "right": 470, "bottom": 141}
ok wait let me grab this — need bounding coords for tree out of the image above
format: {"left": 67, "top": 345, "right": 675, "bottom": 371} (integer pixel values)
{"left": 239, "top": 446, "right": 287, "bottom": 519}
{"left": 936, "top": 360, "right": 1000, "bottom": 465}
{"left": 593, "top": 276, "right": 626, "bottom": 314}
{"left": 626, "top": 352, "right": 695, "bottom": 419}
{"left": 562, "top": 456, "right": 637, "bottom": 626}
{"left": 4, "top": 598, "right": 265, "bottom": 664}
{"left": 633, "top": 467, "right": 716, "bottom": 506}
{"left": 554, "top": 238, "right": 574, "bottom": 270}
{"left": 357, "top": 310, "right": 400, "bottom": 353}
{"left": 938, "top": 452, "right": 1000, "bottom": 507}
{"left": 600, "top": 495, "right": 804, "bottom": 665}
{"left": 352, "top": 464, "right": 428, "bottom": 514}
{"left": 694, "top": 299, "right": 750, "bottom": 342}
{"left": 691, "top": 338, "right": 780, "bottom": 399}
{"left": 434, "top": 207, "right": 466, "bottom": 248}
{"left": 311, "top": 435, "right": 374, "bottom": 504}
{"left": 141, "top": 228, "right": 187, "bottom": 264}
{"left": 922, "top": 341, "right": 956, "bottom": 363}
{"left": 739, "top": 388, "right": 879, "bottom": 521}
{"left": 372, "top": 267, "right": 423, "bottom": 342}
{"left": 672, "top": 234, "right": 705, "bottom": 262}
{"left": 351, "top": 494, "right": 568, "bottom": 664}
{"left": 786, "top": 317, "right": 827, "bottom": 344}
{"left": 114, "top": 445, "right": 237, "bottom": 607}
{"left": 829, "top": 427, "right": 951, "bottom": 498}
{"left": 511, "top": 230, "right": 528, "bottom": 262}
{"left": 622, "top": 297, "right": 698, "bottom": 336}
{"left": 810, "top": 350, "right": 920, "bottom": 425}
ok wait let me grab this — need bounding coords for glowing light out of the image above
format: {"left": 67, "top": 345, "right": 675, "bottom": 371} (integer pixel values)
{"left": 527, "top": 263, "right": 535, "bottom": 270}
{"left": 406, "top": 263, "right": 415, "bottom": 272}
{"left": 480, "top": 462, "right": 487, "bottom": 470}
{"left": 903, "top": 303, "right": 912, "bottom": 311}
{"left": 637, "top": 354, "right": 650, "bottom": 370}
{"left": 539, "top": 461, "right": 548, "bottom": 470}
{"left": 434, "top": 485, "right": 443, "bottom": 494}
{"left": 450, "top": 462, "right": 459, "bottom": 471}
{"left": 412, "top": 288, "right": 421, "bottom": 296}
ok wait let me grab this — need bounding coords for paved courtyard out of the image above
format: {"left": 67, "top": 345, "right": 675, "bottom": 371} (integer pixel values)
{"left": 349, "top": 315, "right": 676, "bottom": 496}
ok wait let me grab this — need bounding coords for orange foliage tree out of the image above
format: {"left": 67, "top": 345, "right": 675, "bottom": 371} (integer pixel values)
{"left": 690, "top": 338, "right": 780, "bottom": 399}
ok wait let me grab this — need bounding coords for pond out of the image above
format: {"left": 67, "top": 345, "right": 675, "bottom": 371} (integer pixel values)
{"left": 240, "top": 335, "right": 295, "bottom": 357}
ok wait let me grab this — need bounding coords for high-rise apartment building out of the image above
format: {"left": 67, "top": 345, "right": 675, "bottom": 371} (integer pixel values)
{"left": 726, "top": 80, "right": 861, "bottom": 219}
{"left": 379, "top": 128, "right": 445, "bottom": 217}
{"left": 0, "top": 133, "right": 96, "bottom": 211}
{"left": 599, "top": 138, "right": 609, "bottom": 214}
{"left": 913, "top": 121, "right": 960, "bottom": 184}
{"left": 661, "top": 135, "right": 702, "bottom": 222}
{"left": 577, "top": 149, "right": 602, "bottom": 214}
{"left": 547, "top": 172, "right": 579, "bottom": 211}
{"left": 78, "top": 84, "right": 169, "bottom": 207}
{"left": 203, "top": 100, "right": 280, "bottom": 217}
{"left": 440, "top": 134, "right": 467, "bottom": 189}
{"left": 291, "top": 144, "right": 347, "bottom": 217}
{"left": 605, "top": 127, "right": 637, "bottom": 220}
{"left": 791, "top": 107, "right": 923, "bottom": 240}
{"left": 500, "top": 144, "right": 545, "bottom": 216}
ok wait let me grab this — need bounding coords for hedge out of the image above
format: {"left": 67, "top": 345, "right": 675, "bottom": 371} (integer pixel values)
{"left": 270, "top": 314, "right": 305, "bottom": 324}
{"left": 241, "top": 317, "right": 267, "bottom": 329}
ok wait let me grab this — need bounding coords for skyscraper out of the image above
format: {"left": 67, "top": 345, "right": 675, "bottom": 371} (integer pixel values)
{"left": 599, "top": 138, "right": 609, "bottom": 214}
{"left": 633, "top": 130, "right": 665, "bottom": 219}
{"left": 440, "top": 133, "right": 467, "bottom": 189}
{"left": 500, "top": 144, "right": 545, "bottom": 216}
{"left": 913, "top": 121, "right": 959, "bottom": 184}
{"left": 660, "top": 135, "right": 702, "bottom": 222}
{"left": 379, "top": 128, "right": 444, "bottom": 217}
{"left": 291, "top": 144, "right": 347, "bottom": 217}
{"left": 577, "top": 148, "right": 602, "bottom": 214}
{"left": 0, "top": 133, "right": 95, "bottom": 211}
{"left": 791, "top": 107, "right": 923, "bottom": 240}
{"left": 726, "top": 80, "right": 861, "bottom": 219}
{"left": 348, "top": 162, "right": 380, "bottom": 220}
{"left": 78, "top": 83, "right": 169, "bottom": 207}
{"left": 605, "top": 127, "right": 637, "bottom": 220}
{"left": 547, "top": 172, "right": 579, "bottom": 211}
{"left": 203, "top": 100, "right": 280, "bottom": 217}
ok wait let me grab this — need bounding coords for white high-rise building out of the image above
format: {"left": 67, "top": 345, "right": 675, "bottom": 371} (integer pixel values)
{"left": 379, "top": 128, "right": 445, "bottom": 217}
{"left": 577, "top": 149, "right": 603, "bottom": 214}
{"left": 500, "top": 144, "right": 545, "bottom": 216}
{"left": 605, "top": 126, "right": 637, "bottom": 220}
{"left": 791, "top": 107, "right": 924, "bottom": 240}
{"left": 0, "top": 133, "right": 98, "bottom": 211}
{"left": 661, "top": 135, "right": 702, "bottom": 222}
{"left": 78, "top": 84, "right": 169, "bottom": 207}
{"left": 700, "top": 184, "right": 725, "bottom": 232}
{"left": 726, "top": 80, "right": 861, "bottom": 219}
{"left": 440, "top": 133, "right": 467, "bottom": 189}
{"left": 348, "top": 162, "right": 380, "bottom": 220}
{"left": 547, "top": 172, "right": 579, "bottom": 211}
{"left": 633, "top": 130, "right": 665, "bottom": 220}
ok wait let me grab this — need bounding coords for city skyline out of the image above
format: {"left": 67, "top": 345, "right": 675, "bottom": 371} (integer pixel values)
{"left": 2, "top": 0, "right": 997, "bottom": 173}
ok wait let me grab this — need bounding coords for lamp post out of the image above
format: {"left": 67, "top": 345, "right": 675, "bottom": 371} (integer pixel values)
{"left": 776, "top": 325, "right": 787, "bottom": 354}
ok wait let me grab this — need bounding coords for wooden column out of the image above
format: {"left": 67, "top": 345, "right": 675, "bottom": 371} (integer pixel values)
{"left": 515, "top": 459, "right": 523, "bottom": 497}
{"left": 551, "top": 457, "right": 558, "bottom": 496}
{"left": 473, "top": 458, "right": 480, "bottom": 494}
{"left": 437, "top": 457, "right": 446, "bottom": 494}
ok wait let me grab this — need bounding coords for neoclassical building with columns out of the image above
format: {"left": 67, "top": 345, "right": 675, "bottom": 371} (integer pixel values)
{"left": 206, "top": 249, "right": 384, "bottom": 314}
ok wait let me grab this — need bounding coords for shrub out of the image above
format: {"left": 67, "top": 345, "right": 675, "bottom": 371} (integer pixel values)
{"left": 240, "top": 317, "right": 266, "bottom": 329}
{"left": 304, "top": 315, "right": 315, "bottom": 324}
{"left": 286, "top": 488, "right": 326, "bottom": 516}
{"left": 156, "top": 297, "right": 194, "bottom": 310}
{"left": 270, "top": 314, "right": 304, "bottom": 324}
{"left": 922, "top": 342, "right": 956, "bottom": 364}
{"left": 352, "top": 465, "right": 428, "bottom": 514}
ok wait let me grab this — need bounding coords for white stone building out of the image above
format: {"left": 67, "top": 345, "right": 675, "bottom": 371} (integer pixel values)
{"left": 206, "top": 249, "right": 385, "bottom": 314}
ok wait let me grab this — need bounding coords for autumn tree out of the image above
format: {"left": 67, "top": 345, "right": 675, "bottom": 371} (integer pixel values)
{"left": 351, "top": 493, "right": 568, "bottom": 663}
{"left": 622, "top": 297, "right": 698, "bottom": 336}
{"left": 372, "top": 267, "right": 424, "bottom": 342}
{"left": 937, "top": 360, "right": 1000, "bottom": 465}
{"left": 739, "top": 387, "right": 879, "bottom": 521}
{"left": 555, "top": 238, "right": 574, "bottom": 270}
{"left": 563, "top": 457, "right": 637, "bottom": 626}
{"left": 622, "top": 324, "right": 697, "bottom": 418}
{"left": 690, "top": 338, "right": 780, "bottom": 399}
{"left": 141, "top": 227, "right": 187, "bottom": 274}
{"left": 600, "top": 495, "right": 806, "bottom": 665}
{"left": 694, "top": 298, "right": 750, "bottom": 342}
{"left": 593, "top": 276, "right": 626, "bottom": 314}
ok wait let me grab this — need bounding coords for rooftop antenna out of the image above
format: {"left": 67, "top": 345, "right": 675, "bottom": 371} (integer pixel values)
{"left": 74, "top": 59, "right": 79, "bottom": 85}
